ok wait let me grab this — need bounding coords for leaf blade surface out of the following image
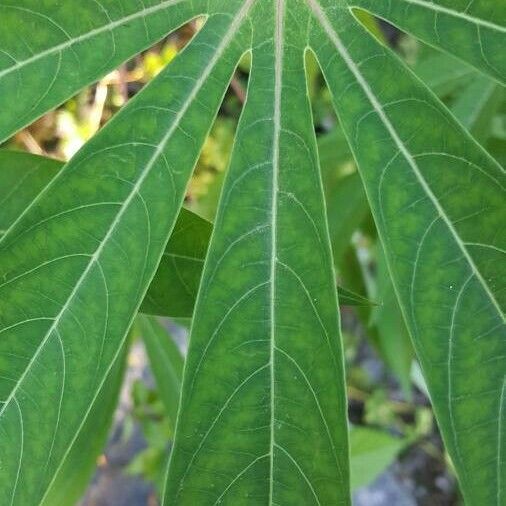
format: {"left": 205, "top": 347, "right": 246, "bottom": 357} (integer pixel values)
{"left": 0, "top": 12, "right": 246, "bottom": 503}
{"left": 165, "top": 1, "right": 350, "bottom": 503}
{"left": 308, "top": 3, "right": 505, "bottom": 503}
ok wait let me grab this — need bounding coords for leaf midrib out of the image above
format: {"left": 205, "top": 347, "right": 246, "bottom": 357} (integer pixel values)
{"left": 268, "top": 0, "right": 284, "bottom": 502}
{"left": 308, "top": 0, "right": 505, "bottom": 323}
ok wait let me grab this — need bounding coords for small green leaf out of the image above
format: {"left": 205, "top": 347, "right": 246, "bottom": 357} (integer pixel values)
{"left": 137, "top": 316, "right": 183, "bottom": 430}
{"left": 349, "top": 426, "right": 404, "bottom": 491}
{"left": 140, "top": 210, "right": 211, "bottom": 318}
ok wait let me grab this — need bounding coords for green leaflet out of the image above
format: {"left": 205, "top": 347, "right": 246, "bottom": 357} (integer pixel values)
{"left": 349, "top": 427, "right": 404, "bottom": 491}
{"left": 137, "top": 315, "right": 183, "bottom": 430}
{"left": 309, "top": 3, "right": 505, "bottom": 504}
{"left": 166, "top": 2, "right": 350, "bottom": 503}
{"left": 323, "top": 67, "right": 502, "bottom": 401}
{"left": 0, "top": 8, "right": 246, "bottom": 503}
{"left": 350, "top": 0, "right": 506, "bottom": 84}
{"left": 0, "top": 0, "right": 198, "bottom": 143}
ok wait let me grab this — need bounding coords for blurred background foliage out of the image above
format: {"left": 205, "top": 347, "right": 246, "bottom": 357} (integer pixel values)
{"left": 2, "top": 11, "right": 504, "bottom": 506}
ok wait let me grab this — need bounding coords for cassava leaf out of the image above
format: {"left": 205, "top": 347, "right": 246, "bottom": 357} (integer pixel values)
{"left": 310, "top": 3, "right": 505, "bottom": 503}
{"left": 349, "top": 426, "right": 404, "bottom": 491}
{"left": 0, "top": 0, "right": 198, "bottom": 143}
{"left": 1, "top": 1, "right": 504, "bottom": 505}
{"left": 0, "top": 9, "right": 247, "bottom": 503}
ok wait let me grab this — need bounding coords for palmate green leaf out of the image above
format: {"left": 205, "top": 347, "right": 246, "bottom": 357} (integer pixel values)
{"left": 1, "top": 1, "right": 504, "bottom": 505}
{"left": 309, "top": 2, "right": 505, "bottom": 504}
{"left": 0, "top": 149, "right": 370, "bottom": 316}
{"left": 0, "top": 7, "right": 248, "bottom": 503}
{"left": 350, "top": 0, "right": 506, "bottom": 84}
{"left": 0, "top": 0, "right": 198, "bottom": 143}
